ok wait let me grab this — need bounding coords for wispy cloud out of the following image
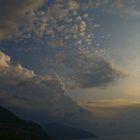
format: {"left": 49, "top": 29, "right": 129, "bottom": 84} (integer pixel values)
{"left": 81, "top": 99, "right": 140, "bottom": 118}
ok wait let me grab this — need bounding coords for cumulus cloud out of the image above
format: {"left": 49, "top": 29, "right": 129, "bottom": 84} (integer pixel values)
{"left": 68, "top": 0, "right": 80, "bottom": 11}
{"left": 0, "top": 51, "right": 35, "bottom": 80}
{"left": 0, "top": 1, "right": 135, "bottom": 131}
{"left": 0, "top": 51, "right": 11, "bottom": 67}
{"left": 0, "top": 0, "right": 137, "bottom": 41}
{"left": 13, "top": 0, "right": 96, "bottom": 49}
{"left": 0, "top": 50, "right": 95, "bottom": 125}
{"left": 0, "top": 0, "right": 45, "bottom": 40}
{"left": 0, "top": 0, "right": 124, "bottom": 90}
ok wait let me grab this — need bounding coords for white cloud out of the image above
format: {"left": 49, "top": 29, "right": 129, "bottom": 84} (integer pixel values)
{"left": 0, "top": 51, "right": 11, "bottom": 67}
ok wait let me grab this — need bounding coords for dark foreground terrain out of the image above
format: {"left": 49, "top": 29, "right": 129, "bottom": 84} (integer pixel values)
{"left": 0, "top": 106, "right": 98, "bottom": 140}
{"left": 0, "top": 106, "right": 52, "bottom": 140}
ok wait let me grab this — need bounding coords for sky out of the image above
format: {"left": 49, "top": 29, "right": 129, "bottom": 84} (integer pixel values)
{"left": 0, "top": 0, "right": 140, "bottom": 136}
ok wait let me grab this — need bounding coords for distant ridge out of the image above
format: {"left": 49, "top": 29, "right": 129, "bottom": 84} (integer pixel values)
{"left": 45, "top": 122, "right": 98, "bottom": 140}
{"left": 0, "top": 106, "right": 52, "bottom": 140}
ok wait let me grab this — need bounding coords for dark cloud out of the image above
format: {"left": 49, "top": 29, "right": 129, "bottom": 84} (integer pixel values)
{"left": 0, "top": 50, "right": 71, "bottom": 112}
{"left": 0, "top": 1, "right": 134, "bottom": 131}
{"left": 0, "top": 0, "right": 124, "bottom": 89}
{"left": 62, "top": 51, "right": 123, "bottom": 89}
{"left": 0, "top": 51, "right": 95, "bottom": 126}
{"left": 0, "top": 0, "right": 137, "bottom": 41}
{"left": 72, "top": 59, "right": 122, "bottom": 88}
{"left": 0, "top": 0, "right": 44, "bottom": 40}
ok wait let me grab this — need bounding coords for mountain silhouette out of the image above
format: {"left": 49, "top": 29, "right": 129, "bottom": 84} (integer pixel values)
{"left": 0, "top": 106, "right": 52, "bottom": 140}
{"left": 45, "top": 122, "right": 98, "bottom": 140}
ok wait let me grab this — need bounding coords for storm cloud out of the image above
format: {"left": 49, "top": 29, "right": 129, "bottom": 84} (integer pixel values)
{"left": 62, "top": 49, "right": 123, "bottom": 89}
{"left": 0, "top": 50, "right": 95, "bottom": 125}
{"left": 72, "top": 59, "right": 122, "bottom": 88}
